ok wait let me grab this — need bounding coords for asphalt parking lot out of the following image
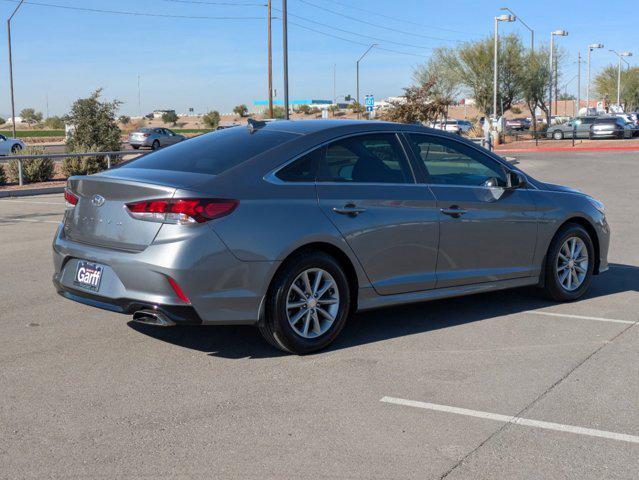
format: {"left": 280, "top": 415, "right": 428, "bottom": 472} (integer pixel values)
{"left": 1, "top": 150, "right": 637, "bottom": 479}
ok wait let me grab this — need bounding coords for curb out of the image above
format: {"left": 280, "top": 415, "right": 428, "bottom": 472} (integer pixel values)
{"left": 0, "top": 186, "right": 64, "bottom": 198}
{"left": 495, "top": 145, "right": 639, "bottom": 153}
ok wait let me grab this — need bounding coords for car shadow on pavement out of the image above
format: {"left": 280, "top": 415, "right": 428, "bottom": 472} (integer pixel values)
{"left": 128, "top": 263, "right": 638, "bottom": 359}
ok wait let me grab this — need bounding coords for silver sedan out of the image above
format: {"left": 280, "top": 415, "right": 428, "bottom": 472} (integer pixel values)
{"left": 54, "top": 120, "right": 610, "bottom": 354}
{"left": 0, "top": 134, "right": 25, "bottom": 155}
{"left": 129, "top": 127, "right": 185, "bottom": 150}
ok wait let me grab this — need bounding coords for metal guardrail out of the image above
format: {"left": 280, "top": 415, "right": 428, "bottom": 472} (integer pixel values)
{"left": 0, "top": 150, "right": 149, "bottom": 186}
{"left": 511, "top": 128, "right": 639, "bottom": 146}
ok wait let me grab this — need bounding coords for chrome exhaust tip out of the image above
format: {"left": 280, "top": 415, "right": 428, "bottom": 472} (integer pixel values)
{"left": 132, "top": 309, "right": 176, "bottom": 327}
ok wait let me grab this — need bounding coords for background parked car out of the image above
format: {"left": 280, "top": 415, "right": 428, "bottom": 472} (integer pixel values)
{"left": 546, "top": 116, "right": 597, "bottom": 140}
{"left": 428, "top": 119, "right": 466, "bottom": 135}
{"left": 506, "top": 117, "right": 531, "bottom": 131}
{"left": 590, "top": 117, "right": 633, "bottom": 139}
{"left": 129, "top": 127, "right": 186, "bottom": 150}
{"left": 0, "top": 134, "right": 25, "bottom": 155}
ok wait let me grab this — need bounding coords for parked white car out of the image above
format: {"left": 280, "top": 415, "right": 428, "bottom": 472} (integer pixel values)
{"left": 0, "top": 134, "right": 25, "bottom": 155}
{"left": 428, "top": 119, "right": 470, "bottom": 135}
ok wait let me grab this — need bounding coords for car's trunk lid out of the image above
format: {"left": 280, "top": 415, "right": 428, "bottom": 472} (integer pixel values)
{"left": 64, "top": 169, "right": 211, "bottom": 251}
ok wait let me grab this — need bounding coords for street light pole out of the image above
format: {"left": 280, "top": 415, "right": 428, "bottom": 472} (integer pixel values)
{"left": 282, "top": 0, "right": 289, "bottom": 119}
{"left": 493, "top": 14, "right": 515, "bottom": 122}
{"left": 356, "top": 43, "right": 376, "bottom": 120}
{"left": 267, "top": 0, "right": 274, "bottom": 118}
{"left": 7, "top": 0, "right": 25, "bottom": 139}
{"left": 549, "top": 30, "right": 568, "bottom": 120}
{"left": 577, "top": 51, "right": 581, "bottom": 116}
{"left": 610, "top": 50, "right": 633, "bottom": 107}
{"left": 500, "top": 7, "right": 533, "bottom": 52}
{"left": 586, "top": 43, "right": 604, "bottom": 111}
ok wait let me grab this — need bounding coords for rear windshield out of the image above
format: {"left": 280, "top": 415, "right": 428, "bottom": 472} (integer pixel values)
{"left": 122, "top": 127, "right": 297, "bottom": 175}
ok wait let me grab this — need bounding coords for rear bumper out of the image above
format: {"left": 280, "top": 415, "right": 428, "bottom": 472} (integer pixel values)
{"left": 52, "top": 222, "right": 279, "bottom": 325}
{"left": 54, "top": 277, "right": 203, "bottom": 324}
{"left": 128, "top": 139, "right": 151, "bottom": 147}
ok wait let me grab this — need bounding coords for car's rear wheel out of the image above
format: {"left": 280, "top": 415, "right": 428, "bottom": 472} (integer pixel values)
{"left": 11, "top": 144, "right": 22, "bottom": 154}
{"left": 543, "top": 223, "right": 594, "bottom": 301}
{"left": 259, "top": 251, "right": 351, "bottom": 354}
{"left": 151, "top": 140, "right": 160, "bottom": 150}
{"left": 553, "top": 130, "right": 564, "bottom": 140}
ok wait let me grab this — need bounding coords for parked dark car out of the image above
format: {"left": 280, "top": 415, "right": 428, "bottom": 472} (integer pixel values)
{"left": 590, "top": 117, "right": 633, "bottom": 139}
{"left": 547, "top": 117, "right": 597, "bottom": 140}
{"left": 506, "top": 117, "right": 531, "bottom": 131}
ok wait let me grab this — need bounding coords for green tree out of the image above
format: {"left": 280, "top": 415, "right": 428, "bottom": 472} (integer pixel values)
{"left": 62, "top": 89, "right": 122, "bottom": 177}
{"left": 0, "top": 117, "right": 6, "bottom": 125}
{"left": 233, "top": 104, "right": 249, "bottom": 117}
{"left": 20, "top": 108, "right": 43, "bottom": 126}
{"left": 202, "top": 110, "right": 221, "bottom": 128}
{"left": 595, "top": 65, "right": 639, "bottom": 110}
{"left": 118, "top": 115, "right": 131, "bottom": 125}
{"left": 162, "top": 111, "right": 179, "bottom": 125}
{"left": 44, "top": 116, "right": 65, "bottom": 129}
{"left": 382, "top": 78, "right": 450, "bottom": 124}
{"left": 520, "top": 48, "right": 552, "bottom": 130}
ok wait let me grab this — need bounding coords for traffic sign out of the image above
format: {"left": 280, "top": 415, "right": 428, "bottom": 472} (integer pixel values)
{"left": 365, "top": 95, "right": 374, "bottom": 112}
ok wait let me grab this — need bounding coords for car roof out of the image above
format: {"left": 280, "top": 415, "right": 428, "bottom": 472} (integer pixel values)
{"left": 252, "top": 119, "right": 457, "bottom": 137}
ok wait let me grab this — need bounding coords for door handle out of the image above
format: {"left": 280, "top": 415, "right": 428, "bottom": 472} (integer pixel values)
{"left": 440, "top": 205, "right": 467, "bottom": 218}
{"left": 332, "top": 204, "right": 366, "bottom": 217}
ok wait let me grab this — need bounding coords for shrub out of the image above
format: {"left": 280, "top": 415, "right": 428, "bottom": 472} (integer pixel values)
{"left": 295, "top": 104, "right": 312, "bottom": 115}
{"left": 66, "top": 89, "right": 122, "bottom": 154}
{"left": 20, "top": 108, "right": 43, "bottom": 126}
{"left": 62, "top": 145, "right": 114, "bottom": 177}
{"left": 202, "top": 110, "right": 220, "bottom": 128}
{"left": 44, "top": 116, "right": 65, "bottom": 129}
{"left": 0, "top": 117, "right": 5, "bottom": 125}
{"left": 6, "top": 146, "right": 53, "bottom": 183}
{"left": 0, "top": 164, "right": 6, "bottom": 185}
{"left": 272, "top": 106, "right": 286, "bottom": 119}
{"left": 162, "top": 111, "right": 178, "bottom": 125}
{"left": 233, "top": 104, "right": 249, "bottom": 117}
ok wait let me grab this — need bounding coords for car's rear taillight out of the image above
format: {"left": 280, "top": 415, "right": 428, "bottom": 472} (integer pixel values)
{"left": 125, "top": 198, "right": 238, "bottom": 224}
{"left": 64, "top": 188, "right": 79, "bottom": 207}
{"left": 143, "top": 133, "right": 150, "bottom": 137}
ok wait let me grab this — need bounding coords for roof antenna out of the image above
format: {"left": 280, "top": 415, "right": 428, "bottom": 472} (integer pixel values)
{"left": 247, "top": 118, "right": 267, "bottom": 133}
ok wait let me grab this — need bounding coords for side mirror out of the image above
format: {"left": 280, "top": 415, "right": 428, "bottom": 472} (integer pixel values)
{"left": 507, "top": 171, "right": 526, "bottom": 189}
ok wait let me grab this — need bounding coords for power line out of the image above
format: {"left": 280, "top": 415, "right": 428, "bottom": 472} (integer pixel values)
{"left": 1, "top": 0, "right": 266, "bottom": 19}
{"left": 160, "top": 0, "right": 267, "bottom": 6}
{"left": 272, "top": 6, "right": 435, "bottom": 51}
{"left": 285, "top": 19, "right": 425, "bottom": 58}
{"left": 321, "top": 0, "right": 480, "bottom": 36}
{"left": 295, "top": 0, "right": 465, "bottom": 43}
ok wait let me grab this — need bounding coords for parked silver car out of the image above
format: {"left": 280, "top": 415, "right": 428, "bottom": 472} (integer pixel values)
{"left": 547, "top": 116, "right": 597, "bottom": 140}
{"left": 590, "top": 117, "right": 633, "bottom": 139}
{"left": 129, "top": 127, "right": 185, "bottom": 150}
{"left": 0, "top": 134, "right": 25, "bottom": 155}
{"left": 53, "top": 120, "right": 610, "bottom": 354}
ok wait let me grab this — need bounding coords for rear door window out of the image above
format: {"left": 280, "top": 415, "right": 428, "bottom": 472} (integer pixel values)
{"left": 123, "top": 127, "right": 297, "bottom": 175}
{"left": 318, "top": 134, "right": 413, "bottom": 184}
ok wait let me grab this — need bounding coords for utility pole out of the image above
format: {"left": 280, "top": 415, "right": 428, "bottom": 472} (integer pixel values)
{"left": 493, "top": 14, "right": 515, "bottom": 123}
{"left": 282, "top": 0, "right": 289, "bottom": 119}
{"left": 137, "top": 74, "right": 142, "bottom": 116}
{"left": 356, "top": 44, "right": 376, "bottom": 120}
{"left": 333, "top": 63, "right": 336, "bottom": 105}
{"left": 586, "top": 44, "right": 604, "bottom": 111}
{"left": 576, "top": 51, "right": 581, "bottom": 116}
{"left": 7, "top": 0, "right": 25, "bottom": 138}
{"left": 549, "top": 30, "right": 568, "bottom": 120}
{"left": 267, "top": 0, "right": 273, "bottom": 118}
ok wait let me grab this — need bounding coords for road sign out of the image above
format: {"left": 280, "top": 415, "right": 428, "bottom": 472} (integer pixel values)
{"left": 365, "top": 95, "right": 374, "bottom": 113}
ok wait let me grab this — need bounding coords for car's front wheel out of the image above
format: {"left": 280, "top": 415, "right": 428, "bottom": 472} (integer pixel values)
{"left": 259, "top": 251, "right": 351, "bottom": 354}
{"left": 543, "top": 223, "right": 594, "bottom": 301}
{"left": 553, "top": 130, "right": 564, "bottom": 140}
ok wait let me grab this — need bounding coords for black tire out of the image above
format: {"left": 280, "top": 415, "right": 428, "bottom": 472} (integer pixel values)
{"left": 258, "top": 250, "right": 351, "bottom": 354}
{"left": 553, "top": 130, "right": 564, "bottom": 140}
{"left": 151, "top": 140, "right": 160, "bottom": 150}
{"left": 542, "top": 223, "right": 594, "bottom": 302}
{"left": 131, "top": 145, "right": 140, "bottom": 150}
{"left": 11, "top": 144, "right": 22, "bottom": 154}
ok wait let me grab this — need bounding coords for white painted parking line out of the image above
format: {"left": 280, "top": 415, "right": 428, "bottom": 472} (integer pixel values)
{"left": 528, "top": 311, "right": 636, "bottom": 325}
{"left": 380, "top": 396, "right": 639, "bottom": 444}
{"left": 0, "top": 199, "right": 64, "bottom": 205}
{"left": 0, "top": 217, "right": 60, "bottom": 224}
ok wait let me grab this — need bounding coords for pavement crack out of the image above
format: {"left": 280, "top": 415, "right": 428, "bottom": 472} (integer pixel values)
{"left": 439, "top": 321, "right": 637, "bottom": 479}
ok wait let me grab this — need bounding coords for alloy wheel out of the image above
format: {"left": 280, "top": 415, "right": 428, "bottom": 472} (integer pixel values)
{"left": 556, "top": 236, "right": 589, "bottom": 291}
{"left": 286, "top": 268, "right": 340, "bottom": 339}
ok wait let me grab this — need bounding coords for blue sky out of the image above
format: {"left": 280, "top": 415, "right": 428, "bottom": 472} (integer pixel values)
{"left": 0, "top": 0, "right": 636, "bottom": 117}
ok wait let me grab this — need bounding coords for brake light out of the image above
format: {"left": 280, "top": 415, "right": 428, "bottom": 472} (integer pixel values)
{"left": 125, "top": 198, "right": 238, "bottom": 224}
{"left": 64, "top": 188, "right": 79, "bottom": 207}
{"left": 143, "top": 133, "right": 150, "bottom": 137}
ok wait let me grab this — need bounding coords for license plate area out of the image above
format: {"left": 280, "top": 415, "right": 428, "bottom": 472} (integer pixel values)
{"left": 73, "top": 261, "right": 104, "bottom": 292}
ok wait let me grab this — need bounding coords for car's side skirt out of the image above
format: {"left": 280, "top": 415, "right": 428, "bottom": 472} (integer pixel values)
{"left": 357, "top": 276, "right": 539, "bottom": 311}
